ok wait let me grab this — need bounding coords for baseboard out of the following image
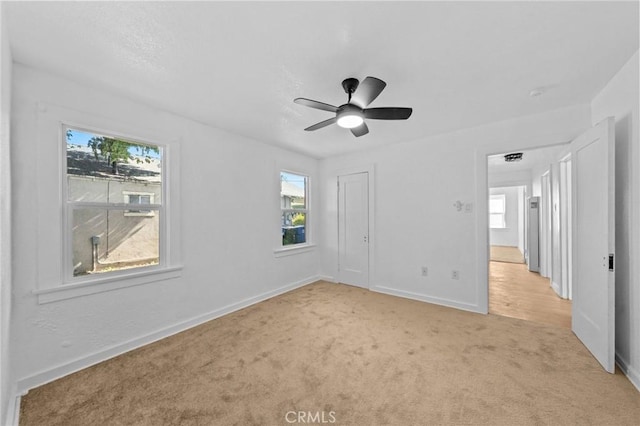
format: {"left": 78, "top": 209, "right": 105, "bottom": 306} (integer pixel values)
{"left": 371, "top": 285, "right": 483, "bottom": 314}
{"left": 616, "top": 353, "right": 640, "bottom": 393}
{"left": 16, "top": 275, "right": 321, "bottom": 394}
{"left": 551, "top": 280, "right": 562, "bottom": 296}
{"left": 5, "top": 392, "right": 21, "bottom": 426}
{"left": 317, "top": 275, "right": 337, "bottom": 283}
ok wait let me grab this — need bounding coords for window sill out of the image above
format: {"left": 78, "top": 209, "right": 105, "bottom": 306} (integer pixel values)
{"left": 34, "top": 266, "right": 183, "bottom": 304}
{"left": 273, "top": 244, "right": 316, "bottom": 258}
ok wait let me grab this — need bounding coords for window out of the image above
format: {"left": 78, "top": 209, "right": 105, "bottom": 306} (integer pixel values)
{"left": 489, "top": 194, "right": 506, "bottom": 229}
{"left": 124, "top": 191, "right": 154, "bottom": 216}
{"left": 281, "top": 171, "right": 308, "bottom": 246}
{"left": 64, "top": 126, "right": 163, "bottom": 278}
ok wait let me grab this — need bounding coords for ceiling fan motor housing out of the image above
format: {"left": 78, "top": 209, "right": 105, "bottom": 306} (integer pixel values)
{"left": 338, "top": 103, "right": 363, "bottom": 115}
{"left": 342, "top": 78, "right": 360, "bottom": 95}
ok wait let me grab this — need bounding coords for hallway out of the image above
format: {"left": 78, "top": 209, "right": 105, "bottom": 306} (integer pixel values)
{"left": 489, "top": 261, "right": 571, "bottom": 329}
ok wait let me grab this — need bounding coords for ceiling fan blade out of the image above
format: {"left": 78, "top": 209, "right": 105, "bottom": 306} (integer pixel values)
{"left": 351, "top": 122, "right": 369, "bottom": 137}
{"left": 304, "top": 117, "right": 337, "bottom": 131}
{"left": 294, "top": 98, "right": 338, "bottom": 113}
{"left": 364, "top": 107, "right": 413, "bottom": 120}
{"left": 351, "top": 76, "right": 386, "bottom": 107}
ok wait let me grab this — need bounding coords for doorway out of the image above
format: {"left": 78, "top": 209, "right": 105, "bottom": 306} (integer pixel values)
{"left": 487, "top": 146, "right": 572, "bottom": 329}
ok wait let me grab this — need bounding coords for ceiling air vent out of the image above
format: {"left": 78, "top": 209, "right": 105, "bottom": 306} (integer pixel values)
{"left": 504, "top": 152, "right": 523, "bottom": 162}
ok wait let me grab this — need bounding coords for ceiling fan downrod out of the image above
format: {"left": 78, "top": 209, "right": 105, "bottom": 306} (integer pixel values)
{"left": 341, "top": 78, "right": 359, "bottom": 103}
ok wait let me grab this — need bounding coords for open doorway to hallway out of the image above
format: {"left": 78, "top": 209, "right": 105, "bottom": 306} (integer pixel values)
{"left": 487, "top": 146, "right": 571, "bottom": 329}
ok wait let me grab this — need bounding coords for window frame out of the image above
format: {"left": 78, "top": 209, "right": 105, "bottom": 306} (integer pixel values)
{"left": 33, "top": 103, "right": 182, "bottom": 304}
{"left": 279, "top": 169, "right": 311, "bottom": 251}
{"left": 62, "top": 124, "right": 167, "bottom": 283}
{"left": 489, "top": 193, "right": 507, "bottom": 229}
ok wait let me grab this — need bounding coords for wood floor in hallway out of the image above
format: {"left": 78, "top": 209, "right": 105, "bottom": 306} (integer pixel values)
{"left": 489, "top": 261, "right": 572, "bottom": 329}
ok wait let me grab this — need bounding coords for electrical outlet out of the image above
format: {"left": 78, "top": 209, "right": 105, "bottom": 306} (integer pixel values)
{"left": 421, "top": 266, "right": 428, "bottom": 277}
{"left": 451, "top": 270, "right": 459, "bottom": 280}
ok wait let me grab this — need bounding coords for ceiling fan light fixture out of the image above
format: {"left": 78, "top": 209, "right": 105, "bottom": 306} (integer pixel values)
{"left": 337, "top": 113, "right": 364, "bottom": 129}
{"left": 336, "top": 104, "right": 364, "bottom": 129}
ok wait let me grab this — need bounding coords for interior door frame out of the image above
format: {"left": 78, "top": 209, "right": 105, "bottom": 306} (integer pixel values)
{"left": 475, "top": 141, "right": 570, "bottom": 314}
{"left": 559, "top": 154, "right": 572, "bottom": 300}
{"left": 540, "top": 170, "right": 551, "bottom": 279}
{"left": 335, "top": 164, "right": 376, "bottom": 289}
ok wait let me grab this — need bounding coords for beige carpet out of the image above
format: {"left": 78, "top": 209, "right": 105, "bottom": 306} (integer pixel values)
{"left": 491, "top": 245, "right": 525, "bottom": 264}
{"left": 20, "top": 281, "right": 640, "bottom": 425}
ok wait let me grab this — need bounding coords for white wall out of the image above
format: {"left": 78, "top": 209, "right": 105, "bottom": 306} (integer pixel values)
{"left": 488, "top": 169, "right": 532, "bottom": 189}
{"left": 591, "top": 50, "right": 640, "bottom": 391}
{"left": 10, "top": 65, "right": 321, "bottom": 393}
{"left": 489, "top": 186, "right": 520, "bottom": 247}
{"left": 319, "top": 104, "right": 591, "bottom": 314}
{"left": 0, "top": 5, "right": 12, "bottom": 425}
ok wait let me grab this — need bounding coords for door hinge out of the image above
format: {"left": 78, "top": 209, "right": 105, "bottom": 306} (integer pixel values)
{"left": 609, "top": 254, "right": 614, "bottom": 271}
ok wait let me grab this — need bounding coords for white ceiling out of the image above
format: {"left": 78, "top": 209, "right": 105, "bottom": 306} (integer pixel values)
{"left": 5, "top": 1, "right": 639, "bottom": 159}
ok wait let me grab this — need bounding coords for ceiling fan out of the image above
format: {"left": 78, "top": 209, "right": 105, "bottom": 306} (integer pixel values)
{"left": 294, "top": 76, "right": 412, "bottom": 137}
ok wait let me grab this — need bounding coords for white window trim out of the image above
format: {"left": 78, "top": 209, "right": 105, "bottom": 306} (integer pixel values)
{"left": 34, "top": 266, "right": 182, "bottom": 304}
{"left": 273, "top": 243, "right": 317, "bottom": 257}
{"left": 34, "top": 102, "right": 182, "bottom": 304}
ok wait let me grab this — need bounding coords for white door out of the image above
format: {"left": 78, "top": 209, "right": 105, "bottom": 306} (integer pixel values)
{"left": 338, "top": 172, "right": 369, "bottom": 288}
{"left": 571, "top": 117, "right": 615, "bottom": 373}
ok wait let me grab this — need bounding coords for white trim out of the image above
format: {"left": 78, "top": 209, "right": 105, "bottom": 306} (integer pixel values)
{"left": 273, "top": 244, "right": 316, "bottom": 257}
{"left": 551, "top": 280, "right": 562, "bottom": 297}
{"left": 616, "top": 354, "right": 640, "bottom": 393}
{"left": 16, "top": 275, "right": 321, "bottom": 394}
{"left": 34, "top": 266, "right": 183, "bottom": 304}
{"left": 5, "top": 392, "right": 20, "bottom": 426}
{"left": 475, "top": 149, "right": 490, "bottom": 314}
{"left": 371, "top": 285, "right": 482, "bottom": 314}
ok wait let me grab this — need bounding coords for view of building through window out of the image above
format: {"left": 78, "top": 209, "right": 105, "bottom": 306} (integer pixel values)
{"left": 66, "top": 128, "right": 163, "bottom": 276}
{"left": 281, "top": 171, "right": 307, "bottom": 246}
